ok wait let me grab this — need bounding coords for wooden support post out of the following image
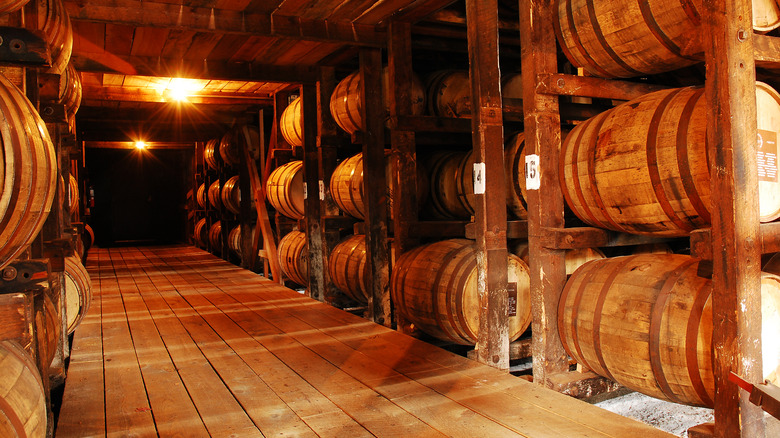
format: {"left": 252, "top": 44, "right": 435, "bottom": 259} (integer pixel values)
{"left": 519, "top": 0, "right": 570, "bottom": 382}
{"left": 703, "top": 0, "right": 765, "bottom": 436}
{"left": 317, "top": 67, "right": 349, "bottom": 307}
{"left": 465, "top": 0, "right": 509, "bottom": 370}
{"left": 359, "top": 48, "right": 391, "bottom": 327}
{"left": 302, "top": 83, "right": 326, "bottom": 301}
{"left": 388, "top": 21, "right": 419, "bottom": 333}
{"left": 238, "top": 126, "right": 256, "bottom": 270}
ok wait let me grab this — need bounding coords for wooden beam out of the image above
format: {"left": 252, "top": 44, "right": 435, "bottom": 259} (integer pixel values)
{"left": 519, "top": 0, "right": 570, "bottom": 383}
{"left": 84, "top": 141, "right": 193, "bottom": 149}
{"left": 539, "top": 227, "right": 675, "bottom": 249}
{"left": 535, "top": 74, "right": 669, "bottom": 101}
{"left": 465, "top": 0, "right": 509, "bottom": 370}
{"left": 703, "top": 0, "right": 765, "bottom": 435}
{"left": 301, "top": 83, "right": 326, "bottom": 302}
{"left": 71, "top": 53, "right": 319, "bottom": 83}
{"left": 691, "top": 222, "right": 780, "bottom": 260}
{"left": 387, "top": 21, "right": 420, "bottom": 258}
{"left": 80, "top": 86, "right": 273, "bottom": 106}
{"left": 390, "top": 0, "right": 459, "bottom": 24}
{"left": 359, "top": 48, "right": 391, "bottom": 327}
{"left": 64, "top": 0, "right": 385, "bottom": 46}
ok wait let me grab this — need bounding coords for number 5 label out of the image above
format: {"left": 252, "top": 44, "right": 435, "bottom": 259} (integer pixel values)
{"left": 525, "top": 154, "right": 540, "bottom": 190}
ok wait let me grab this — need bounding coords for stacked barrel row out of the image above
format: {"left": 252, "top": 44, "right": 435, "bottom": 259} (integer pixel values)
{"left": 193, "top": 126, "right": 260, "bottom": 262}
{"left": 0, "top": 0, "right": 89, "bottom": 435}
{"left": 546, "top": 0, "right": 780, "bottom": 409}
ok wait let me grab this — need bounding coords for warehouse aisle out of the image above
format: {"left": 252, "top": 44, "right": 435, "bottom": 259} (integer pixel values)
{"left": 55, "top": 245, "right": 672, "bottom": 437}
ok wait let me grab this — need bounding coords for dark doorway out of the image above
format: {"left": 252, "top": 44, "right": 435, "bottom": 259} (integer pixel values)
{"left": 86, "top": 147, "right": 191, "bottom": 247}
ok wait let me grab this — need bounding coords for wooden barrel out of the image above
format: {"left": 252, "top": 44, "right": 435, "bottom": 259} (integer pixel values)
{"left": 208, "top": 221, "right": 222, "bottom": 254}
{"left": 427, "top": 70, "right": 471, "bottom": 118}
{"left": 228, "top": 225, "right": 256, "bottom": 257}
{"left": 280, "top": 96, "right": 303, "bottom": 147}
{"left": 0, "top": 341, "right": 47, "bottom": 438}
{"left": 764, "top": 252, "right": 780, "bottom": 275}
{"left": 207, "top": 180, "right": 221, "bottom": 210}
{"left": 204, "top": 139, "right": 220, "bottom": 170}
{"left": 559, "top": 254, "right": 780, "bottom": 407}
{"left": 504, "top": 133, "right": 528, "bottom": 219}
{"left": 390, "top": 239, "right": 532, "bottom": 345}
{"left": 63, "top": 254, "right": 91, "bottom": 335}
{"left": 328, "top": 235, "right": 368, "bottom": 304}
{"left": 218, "top": 130, "right": 241, "bottom": 167}
{"left": 221, "top": 175, "right": 241, "bottom": 215}
{"left": 61, "top": 63, "right": 81, "bottom": 124}
{"left": 39, "top": 0, "right": 72, "bottom": 75}
{"left": 0, "top": 74, "right": 58, "bottom": 271}
{"left": 330, "top": 151, "right": 428, "bottom": 220}
{"left": 278, "top": 231, "right": 308, "bottom": 286}
{"left": 330, "top": 68, "right": 426, "bottom": 135}
{"left": 37, "top": 292, "right": 59, "bottom": 368}
{"left": 194, "top": 218, "right": 208, "bottom": 247}
{"left": 511, "top": 241, "right": 605, "bottom": 276}
{"left": 266, "top": 161, "right": 305, "bottom": 220}
{"left": 196, "top": 183, "right": 207, "bottom": 209}
{"left": 0, "top": 0, "right": 30, "bottom": 14}
{"left": 82, "top": 223, "right": 94, "bottom": 251}
{"left": 68, "top": 173, "right": 79, "bottom": 215}
{"left": 555, "top": 0, "right": 780, "bottom": 79}
{"left": 560, "top": 83, "right": 780, "bottom": 236}
{"left": 425, "top": 151, "right": 474, "bottom": 219}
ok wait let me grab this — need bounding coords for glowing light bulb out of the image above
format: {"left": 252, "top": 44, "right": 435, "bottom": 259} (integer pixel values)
{"left": 135, "top": 141, "right": 146, "bottom": 150}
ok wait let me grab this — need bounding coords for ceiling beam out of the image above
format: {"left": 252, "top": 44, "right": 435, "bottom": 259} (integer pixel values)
{"left": 64, "top": 0, "right": 385, "bottom": 47}
{"left": 81, "top": 86, "right": 273, "bottom": 105}
{"left": 71, "top": 47, "right": 320, "bottom": 83}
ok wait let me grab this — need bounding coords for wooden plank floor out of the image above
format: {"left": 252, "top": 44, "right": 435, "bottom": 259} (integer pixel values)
{"left": 56, "top": 245, "right": 673, "bottom": 437}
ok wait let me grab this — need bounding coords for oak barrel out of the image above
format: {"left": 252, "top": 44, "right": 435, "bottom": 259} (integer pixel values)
{"left": 61, "top": 63, "right": 81, "bottom": 124}
{"left": 425, "top": 151, "right": 474, "bottom": 219}
{"left": 560, "top": 83, "right": 780, "bottom": 236}
{"left": 204, "top": 139, "right": 220, "bottom": 170}
{"left": 68, "top": 173, "right": 78, "bottom": 215}
{"left": 39, "top": 0, "right": 73, "bottom": 75}
{"left": 228, "top": 225, "right": 256, "bottom": 258}
{"left": 63, "top": 254, "right": 91, "bottom": 335}
{"left": 207, "top": 180, "right": 221, "bottom": 210}
{"left": 196, "top": 183, "right": 207, "bottom": 209}
{"left": 330, "top": 151, "right": 429, "bottom": 220}
{"left": 194, "top": 218, "right": 208, "bottom": 247}
{"left": 330, "top": 68, "right": 425, "bottom": 135}
{"left": 280, "top": 96, "right": 303, "bottom": 147}
{"left": 328, "top": 235, "right": 368, "bottom": 304}
{"left": 559, "top": 254, "right": 780, "bottom": 407}
{"left": 0, "top": 75, "right": 58, "bottom": 271}
{"left": 427, "top": 70, "right": 522, "bottom": 118}
{"left": 278, "top": 231, "right": 308, "bottom": 286}
{"left": 555, "top": 0, "right": 780, "bottom": 79}
{"left": 511, "top": 241, "right": 605, "bottom": 276}
{"left": 0, "top": 0, "right": 30, "bottom": 14}
{"left": 38, "top": 292, "right": 59, "bottom": 367}
{"left": 0, "top": 341, "right": 46, "bottom": 438}
{"left": 218, "top": 130, "right": 241, "bottom": 167}
{"left": 391, "top": 239, "right": 532, "bottom": 345}
{"left": 267, "top": 161, "right": 305, "bottom": 220}
{"left": 208, "top": 221, "right": 222, "bottom": 254}
{"left": 221, "top": 175, "right": 241, "bottom": 215}
{"left": 504, "top": 132, "right": 528, "bottom": 219}
{"left": 764, "top": 252, "right": 780, "bottom": 276}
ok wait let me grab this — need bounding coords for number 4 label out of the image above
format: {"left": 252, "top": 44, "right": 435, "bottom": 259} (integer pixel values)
{"left": 473, "top": 162, "right": 486, "bottom": 195}
{"left": 525, "top": 154, "right": 540, "bottom": 190}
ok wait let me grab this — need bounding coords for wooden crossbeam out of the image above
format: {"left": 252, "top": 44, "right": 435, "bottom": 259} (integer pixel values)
{"left": 64, "top": 0, "right": 385, "bottom": 46}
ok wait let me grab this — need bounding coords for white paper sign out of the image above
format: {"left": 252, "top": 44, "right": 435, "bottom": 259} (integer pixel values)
{"left": 303, "top": 182, "right": 308, "bottom": 199}
{"left": 318, "top": 180, "right": 325, "bottom": 200}
{"left": 525, "top": 154, "right": 540, "bottom": 190}
{"left": 473, "top": 162, "right": 486, "bottom": 195}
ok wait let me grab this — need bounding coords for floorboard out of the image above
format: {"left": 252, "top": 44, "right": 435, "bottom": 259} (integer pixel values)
{"left": 56, "top": 245, "right": 674, "bottom": 437}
